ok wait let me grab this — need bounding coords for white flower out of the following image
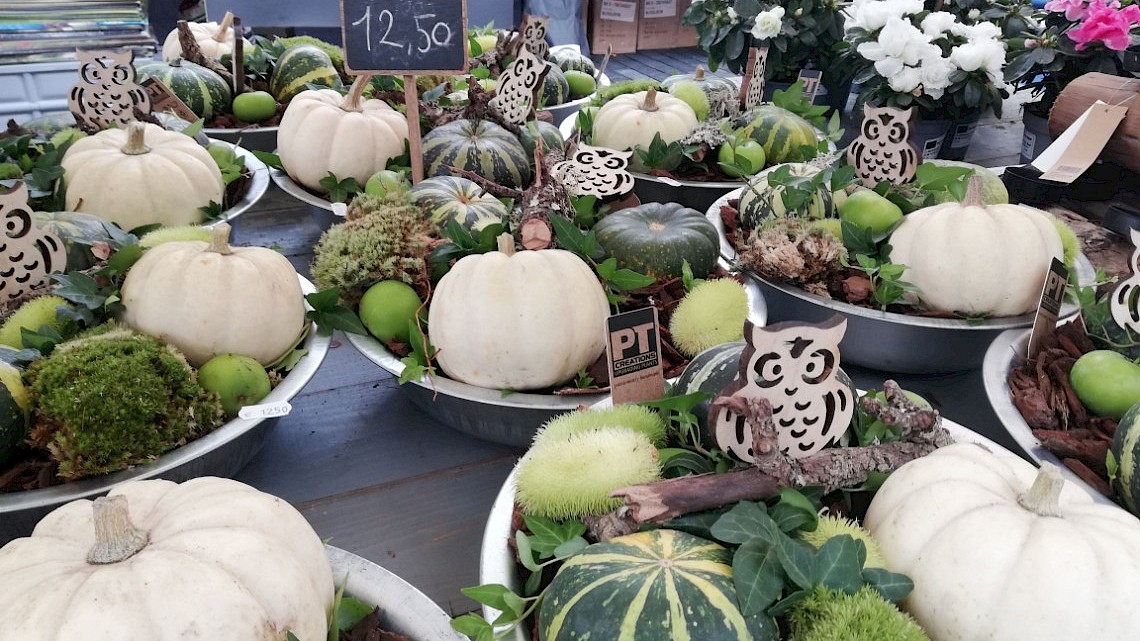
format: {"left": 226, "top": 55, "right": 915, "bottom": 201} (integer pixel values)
{"left": 950, "top": 38, "right": 1005, "bottom": 72}
{"left": 967, "top": 8, "right": 981, "bottom": 19}
{"left": 750, "top": 6, "right": 785, "bottom": 40}
{"left": 874, "top": 56, "right": 906, "bottom": 78}
{"left": 919, "top": 54, "right": 957, "bottom": 98}
{"left": 726, "top": 7, "right": 740, "bottom": 22}
{"left": 888, "top": 65, "right": 922, "bottom": 93}
{"left": 876, "top": 16, "right": 932, "bottom": 65}
{"left": 962, "top": 21, "right": 1002, "bottom": 42}
{"left": 920, "top": 11, "right": 957, "bottom": 37}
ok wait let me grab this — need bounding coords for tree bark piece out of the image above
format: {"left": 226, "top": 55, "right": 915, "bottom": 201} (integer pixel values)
{"left": 177, "top": 21, "right": 234, "bottom": 86}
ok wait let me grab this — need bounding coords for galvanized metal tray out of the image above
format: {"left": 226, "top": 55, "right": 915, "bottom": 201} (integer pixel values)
{"left": 0, "top": 276, "right": 331, "bottom": 543}
{"left": 204, "top": 126, "right": 278, "bottom": 153}
{"left": 708, "top": 187, "right": 1093, "bottom": 374}
{"left": 982, "top": 327, "right": 1117, "bottom": 505}
{"left": 209, "top": 140, "right": 270, "bottom": 228}
{"left": 270, "top": 167, "right": 342, "bottom": 231}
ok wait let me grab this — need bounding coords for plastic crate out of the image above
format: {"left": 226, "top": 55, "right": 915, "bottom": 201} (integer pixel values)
{"left": 0, "top": 61, "right": 77, "bottom": 123}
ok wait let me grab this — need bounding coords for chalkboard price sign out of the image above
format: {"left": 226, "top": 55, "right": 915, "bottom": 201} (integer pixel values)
{"left": 340, "top": 0, "right": 468, "bottom": 74}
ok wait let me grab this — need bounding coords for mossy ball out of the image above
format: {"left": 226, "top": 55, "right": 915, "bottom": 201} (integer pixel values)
{"left": 669, "top": 278, "right": 749, "bottom": 358}
{"left": 536, "top": 404, "right": 667, "bottom": 447}
{"left": 790, "top": 585, "right": 929, "bottom": 641}
{"left": 516, "top": 426, "right": 660, "bottom": 520}
{"left": 0, "top": 295, "right": 71, "bottom": 349}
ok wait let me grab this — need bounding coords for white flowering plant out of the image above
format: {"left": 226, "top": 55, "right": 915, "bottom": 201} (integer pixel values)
{"left": 682, "top": 0, "right": 848, "bottom": 80}
{"left": 842, "top": 0, "right": 1010, "bottom": 119}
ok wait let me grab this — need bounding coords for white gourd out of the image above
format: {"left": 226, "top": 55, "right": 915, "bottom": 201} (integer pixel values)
{"left": 121, "top": 223, "right": 307, "bottom": 367}
{"left": 61, "top": 121, "right": 224, "bottom": 230}
{"left": 887, "top": 177, "right": 1062, "bottom": 316}
{"left": 428, "top": 234, "right": 609, "bottom": 390}
{"left": 0, "top": 477, "right": 334, "bottom": 641}
{"left": 278, "top": 74, "right": 409, "bottom": 194}
{"left": 592, "top": 88, "right": 698, "bottom": 160}
{"left": 865, "top": 442, "right": 1140, "bottom": 641}
{"left": 161, "top": 11, "right": 251, "bottom": 62}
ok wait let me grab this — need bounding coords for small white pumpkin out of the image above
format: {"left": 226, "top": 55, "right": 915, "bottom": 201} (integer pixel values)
{"left": 0, "top": 477, "right": 333, "bottom": 641}
{"left": 161, "top": 11, "right": 252, "bottom": 62}
{"left": 121, "top": 223, "right": 307, "bottom": 367}
{"left": 887, "top": 177, "right": 1062, "bottom": 316}
{"left": 61, "top": 121, "right": 224, "bottom": 230}
{"left": 428, "top": 234, "right": 609, "bottom": 390}
{"left": 592, "top": 88, "right": 698, "bottom": 164}
{"left": 278, "top": 74, "right": 409, "bottom": 194}
{"left": 865, "top": 442, "right": 1140, "bottom": 641}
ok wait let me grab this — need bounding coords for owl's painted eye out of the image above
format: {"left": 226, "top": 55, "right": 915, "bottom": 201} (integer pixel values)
{"left": 80, "top": 65, "right": 103, "bottom": 84}
{"left": 603, "top": 156, "right": 624, "bottom": 169}
{"left": 864, "top": 121, "right": 880, "bottom": 137}
{"left": 887, "top": 123, "right": 906, "bottom": 144}
{"left": 752, "top": 352, "right": 782, "bottom": 388}
{"left": 111, "top": 66, "right": 130, "bottom": 84}
{"left": 800, "top": 348, "right": 835, "bottom": 385}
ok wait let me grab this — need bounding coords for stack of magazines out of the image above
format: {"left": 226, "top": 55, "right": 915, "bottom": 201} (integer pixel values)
{"left": 0, "top": 1, "right": 156, "bottom": 65}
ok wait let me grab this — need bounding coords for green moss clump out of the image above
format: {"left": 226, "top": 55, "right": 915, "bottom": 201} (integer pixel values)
{"left": 310, "top": 194, "right": 434, "bottom": 305}
{"left": 790, "top": 586, "right": 930, "bottom": 641}
{"left": 591, "top": 79, "right": 661, "bottom": 105}
{"left": 275, "top": 36, "right": 346, "bottom": 76}
{"left": 26, "top": 327, "right": 224, "bottom": 480}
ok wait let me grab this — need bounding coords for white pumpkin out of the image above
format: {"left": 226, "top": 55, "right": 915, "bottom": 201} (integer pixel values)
{"left": 887, "top": 177, "right": 1062, "bottom": 316}
{"left": 161, "top": 11, "right": 251, "bottom": 62}
{"left": 428, "top": 234, "right": 609, "bottom": 390}
{"left": 592, "top": 88, "right": 698, "bottom": 161}
{"left": 121, "top": 223, "right": 307, "bottom": 367}
{"left": 0, "top": 477, "right": 333, "bottom": 641}
{"left": 278, "top": 74, "right": 409, "bottom": 194}
{"left": 61, "top": 121, "right": 224, "bottom": 230}
{"left": 865, "top": 442, "right": 1140, "bottom": 641}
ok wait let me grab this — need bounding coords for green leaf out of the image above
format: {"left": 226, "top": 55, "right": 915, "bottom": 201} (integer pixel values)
{"left": 659, "top": 447, "right": 715, "bottom": 478}
{"left": 305, "top": 287, "right": 341, "bottom": 311}
{"left": 774, "top": 536, "right": 815, "bottom": 590}
{"left": 664, "top": 508, "right": 728, "bottom": 540}
{"left": 743, "top": 613, "right": 780, "bottom": 641}
{"left": 320, "top": 173, "right": 363, "bottom": 203}
{"left": 549, "top": 215, "right": 601, "bottom": 260}
{"left": 275, "top": 348, "right": 308, "bottom": 372}
{"left": 711, "top": 501, "right": 778, "bottom": 545}
{"left": 287, "top": 632, "right": 302, "bottom": 641}
{"left": 523, "top": 515, "right": 587, "bottom": 558}
{"left": 305, "top": 290, "right": 367, "bottom": 337}
{"left": 1108, "top": 449, "right": 1120, "bottom": 481}
{"left": 460, "top": 584, "right": 521, "bottom": 616}
{"left": 595, "top": 258, "right": 655, "bottom": 291}
{"left": 769, "top": 487, "right": 820, "bottom": 533}
{"left": 50, "top": 272, "right": 107, "bottom": 309}
{"left": 335, "top": 596, "right": 375, "bottom": 632}
{"left": 253, "top": 150, "right": 284, "bottom": 170}
{"left": 732, "top": 540, "right": 786, "bottom": 615}
{"left": 100, "top": 242, "right": 143, "bottom": 276}
{"left": 810, "top": 535, "right": 866, "bottom": 594}
{"left": 854, "top": 253, "right": 879, "bottom": 271}
{"left": 862, "top": 567, "right": 914, "bottom": 603}
{"left": 516, "top": 530, "right": 540, "bottom": 572}
{"left": 766, "top": 588, "right": 810, "bottom": 617}
{"left": 398, "top": 359, "right": 428, "bottom": 384}
{"left": 553, "top": 537, "right": 588, "bottom": 559}
{"left": 181, "top": 118, "right": 205, "bottom": 137}
{"left": 681, "top": 259, "right": 705, "bottom": 293}
{"left": 451, "top": 612, "right": 493, "bottom": 639}
{"left": 877, "top": 262, "right": 907, "bottom": 281}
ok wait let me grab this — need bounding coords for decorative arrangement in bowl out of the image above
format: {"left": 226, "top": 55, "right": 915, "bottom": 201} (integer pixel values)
{"left": 709, "top": 161, "right": 1093, "bottom": 373}
{"left": 463, "top": 315, "right": 1140, "bottom": 641}
{"left": 0, "top": 222, "right": 329, "bottom": 542}
{"left": 0, "top": 476, "right": 464, "bottom": 640}
{"left": 984, "top": 228, "right": 1140, "bottom": 515}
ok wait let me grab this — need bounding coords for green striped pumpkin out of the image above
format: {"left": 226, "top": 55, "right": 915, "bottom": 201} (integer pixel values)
{"left": 1112, "top": 402, "right": 1140, "bottom": 516}
{"left": 135, "top": 59, "right": 231, "bottom": 120}
{"left": 740, "top": 105, "right": 820, "bottom": 165}
{"left": 518, "top": 120, "right": 565, "bottom": 160}
{"left": 738, "top": 163, "right": 839, "bottom": 229}
{"left": 408, "top": 176, "right": 507, "bottom": 232}
{"left": 422, "top": 119, "right": 532, "bottom": 188}
{"left": 541, "top": 63, "right": 570, "bottom": 107}
{"left": 268, "top": 44, "right": 340, "bottom": 102}
{"left": 538, "top": 529, "right": 751, "bottom": 641}
{"left": 0, "top": 364, "right": 28, "bottom": 467}
{"left": 675, "top": 340, "right": 745, "bottom": 448}
{"left": 550, "top": 48, "right": 596, "bottom": 76}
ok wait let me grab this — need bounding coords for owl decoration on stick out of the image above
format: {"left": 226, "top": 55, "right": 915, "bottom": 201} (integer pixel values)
{"left": 709, "top": 316, "right": 854, "bottom": 461}
{"left": 68, "top": 49, "right": 151, "bottom": 132}
{"left": 1, "top": 182, "right": 66, "bottom": 303}
{"left": 520, "top": 15, "right": 549, "bottom": 60}
{"left": 847, "top": 104, "right": 920, "bottom": 189}
{"left": 490, "top": 43, "right": 548, "bottom": 126}
{"left": 551, "top": 143, "right": 634, "bottom": 198}
{"left": 738, "top": 47, "right": 769, "bottom": 110}
{"left": 1111, "top": 228, "right": 1140, "bottom": 334}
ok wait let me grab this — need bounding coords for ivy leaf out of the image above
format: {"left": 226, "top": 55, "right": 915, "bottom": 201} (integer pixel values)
{"left": 304, "top": 288, "right": 367, "bottom": 337}
{"left": 839, "top": 219, "right": 877, "bottom": 256}
{"left": 460, "top": 584, "right": 524, "bottom": 618}
{"left": 766, "top": 588, "right": 810, "bottom": 617}
{"left": 398, "top": 358, "right": 429, "bottom": 384}
{"left": 549, "top": 215, "right": 601, "bottom": 260}
{"left": 862, "top": 567, "right": 915, "bottom": 603}
{"left": 774, "top": 535, "right": 815, "bottom": 590}
{"left": 51, "top": 272, "right": 107, "bottom": 309}
{"left": 553, "top": 537, "right": 589, "bottom": 559}
{"left": 451, "top": 613, "right": 493, "bottom": 639}
{"left": 810, "top": 535, "right": 866, "bottom": 594}
{"left": 335, "top": 596, "right": 375, "bottom": 632}
{"left": 276, "top": 348, "right": 308, "bottom": 372}
{"left": 100, "top": 242, "right": 143, "bottom": 277}
{"left": 320, "top": 173, "right": 363, "bottom": 203}
{"left": 659, "top": 447, "right": 715, "bottom": 478}
{"left": 524, "top": 515, "right": 587, "bottom": 558}
{"left": 743, "top": 613, "right": 780, "bottom": 641}
{"left": 252, "top": 150, "right": 284, "bottom": 170}
{"left": 732, "top": 540, "right": 786, "bottom": 615}
{"left": 768, "top": 487, "right": 820, "bottom": 533}
{"left": 681, "top": 259, "right": 704, "bottom": 293}
{"left": 635, "top": 133, "right": 685, "bottom": 172}
{"left": 19, "top": 325, "right": 62, "bottom": 354}
{"left": 664, "top": 508, "right": 728, "bottom": 540}
{"left": 595, "top": 258, "right": 655, "bottom": 291}
{"left": 515, "top": 530, "right": 541, "bottom": 572}
{"left": 711, "top": 501, "right": 778, "bottom": 545}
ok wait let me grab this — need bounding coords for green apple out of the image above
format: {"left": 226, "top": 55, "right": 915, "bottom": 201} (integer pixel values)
{"left": 564, "top": 70, "right": 597, "bottom": 99}
{"left": 717, "top": 140, "right": 766, "bottom": 178}
{"left": 358, "top": 281, "right": 423, "bottom": 343}
{"left": 197, "top": 354, "right": 272, "bottom": 417}
{"left": 206, "top": 142, "right": 237, "bottom": 167}
{"left": 1070, "top": 350, "right": 1140, "bottom": 418}
{"left": 364, "top": 170, "right": 411, "bottom": 198}
{"left": 839, "top": 189, "right": 903, "bottom": 240}
{"left": 231, "top": 90, "right": 277, "bottom": 123}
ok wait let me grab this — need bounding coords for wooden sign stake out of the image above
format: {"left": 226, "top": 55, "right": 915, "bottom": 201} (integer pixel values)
{"left": 738, "top": 46, "right": 769, "bottom": 110}
{"left": 405, "top": 76, "right": 425, "bottom": 183}
{"left": 231, "top": 16, "right": 245, "bottom": 95}
{"left": 1028, "top": 257, "right": 1069, "bottom": 358}
{"left": 606, "top": 307, "right": 666, "bottom": 405}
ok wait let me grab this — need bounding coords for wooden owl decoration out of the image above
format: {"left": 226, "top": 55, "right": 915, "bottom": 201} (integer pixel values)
{"left": 709, "top": 316, "right": 854, "bottom": 461}
{"left": 739, "top": 47, "right": 769, "bottom": 110}
{"left": 847, "top": 103, "right": 920, "bottom": 189}
{"left": 1, "top": 182, "right": 67, "bottom": 303}
{"left": 551, "top": 143, "right": 634, "bottom": 198}
{"left": 520, "top": 15, "right": 550, "bottom": 60}
{"left": 1111, "top": 228, "right": 1140, "bottom": 334}
{"left": 490, "top": 44, "right": 548, "bottom": 126}
{"left": 68, "top": 49, "right": 151, "bottom": 132}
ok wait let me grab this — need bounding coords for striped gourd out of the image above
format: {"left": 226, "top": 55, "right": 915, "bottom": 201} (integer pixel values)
{"left": 0, "top": 363, "right": 28, "bottom": 467}
{"left": 738, "top": 163, "right": 838, "bottom": 229}
{"left": 674, "top": 341, "right": 745, "bottom": 446}
{"left": 408, "top": 176, "right": 508, "bottom": 232}
{"left": 540, "top": 63, "right": 570, "bottom": 107}
{"left": 422, "top": 119, "right": 532, "bottom": 188}
{"left": 538, "top": 529, "right": 751, "bottom": 641}
{"left": 135, "top": 59, "right": 231, "bottom": 120}
{"left": 550, "top": 48, "right": 596, "bottom": 76}
{"left": 1112, "top": 402, "right": 1140, "bottom": 516}
{"left": 740, "top": 105, "right": 819, "bottom": 165}
{"left": 268, "top": 45, "right": 340, "bottom": 102}
{"left": 518, "top": 120, "right": 565, "bottom": 160}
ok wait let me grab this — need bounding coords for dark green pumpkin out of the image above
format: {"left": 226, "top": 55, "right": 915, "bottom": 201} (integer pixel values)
{"left": 594, "top": 202, "right": 719, "bottom": 281}
{"left": 549, "top": 48, "right": 596, "bottom": 76}
{"left": 268, "top": 44, "right": 340, "bottom": 102}
{"left": 518, "top": 120, "right": 565, "bottom": 160}
{"left": 0, "top": 365, "right": 28, "bottom": 467}
{"left": 540, "top": 62, "right": 570, "bottom": 108}
{"left": 661, "top": 66, "right": 736, "bottom": 97}
{"left": 538, "top": 529, "right": 751, "bottom": 641}
{"left": 135, "top": 59, "right": 232, "bottom": 120}
{"left": 1112, "top": 401, "right": 1140, "bottom": 516}
{"left": 422, "top": 119, "right": 532, "bottom": 189}
{"left": 408, "top": 176, "right": 508, "bottom": 232}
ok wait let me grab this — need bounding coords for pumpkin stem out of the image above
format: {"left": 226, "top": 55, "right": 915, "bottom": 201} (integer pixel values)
{"left": 1016, "top": 463, "right": 1065, "bottom": 517}
{"left": 87, "top": 495, "right": 149, "bottom": 565}
{"left": 121, "top": 121, "right": 151, "bottom": 156}
{"left": 208, "top": 222, "right": 234, "bottom": 255}
{"left": 496, "top": 232, "right": 516, "bottom": 256}
{"left": 695, "top": 66, "right": 706, "bottom": 81}
{"left": 343, "top": 74, "right": 373, "bottom": 112}
{"left": 642, "top": 87, "right": 660, "bottom": 112}
{"left": 214, "top": 11, "right": 235, "bottom": 41}
{"left": 963, "top": 175, "right": 985, "bottom": 207}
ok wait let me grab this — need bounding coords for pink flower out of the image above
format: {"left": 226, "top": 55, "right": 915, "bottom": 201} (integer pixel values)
{"left": 1068, "top": 1, "right": 1140, "bottom": 50}
{"left": 1045, "top": 0, "right": 1094, "bottom": 21}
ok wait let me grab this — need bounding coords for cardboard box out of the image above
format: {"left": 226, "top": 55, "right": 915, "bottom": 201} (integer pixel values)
{"left": 637, "top": 0, "right": 679, "bottom": 51}
{"left": 676, "top": 0, "right": 700, "bottom": 47}
{"left": 589, "top": 0, "right": 639, "bottom": 55}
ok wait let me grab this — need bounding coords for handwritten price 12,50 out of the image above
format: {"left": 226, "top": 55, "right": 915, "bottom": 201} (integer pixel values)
{"left": 351, "top": 6, "right": 454, "bottom": 55}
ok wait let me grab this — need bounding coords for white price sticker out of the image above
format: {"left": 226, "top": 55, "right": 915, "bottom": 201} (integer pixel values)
{"left": 238, "top": 401, "right": 293, "bottom": 420}
{"left": 644, "top": 0, "right": 677, "bottom": 18}
{"left": 601, "top": 0, "right": 637, "bottom": 23}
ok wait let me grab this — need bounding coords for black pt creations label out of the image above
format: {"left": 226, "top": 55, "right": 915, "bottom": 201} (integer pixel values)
{"left": 606, "top": 307, "right": 665, "bottom": 405}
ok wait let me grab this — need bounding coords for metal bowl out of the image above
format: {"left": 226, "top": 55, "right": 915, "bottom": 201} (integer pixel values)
{"left": 708, "top": 188, "right": 1093, "bottom": 374}
{"left": 207, "top": 140, "right": 270, "bottom": 230}
{"left": 0, "top": 276, "right": 332, "bottom": 543}
{"left": 346, "top": 272, "right": 767, "bottom": 448}
{"left": 327, "top": 545, "right": 467, "bottom": 641}
{"left": 982, "top": 328, "right": 1118, "bottom": 505}
{"left": 204, "top": 126, "right": 278, "bottom": 153}
{"left": 270, "top": 167, "right": 344, "bottom": 231}
{"left": 479, "top": 419, "right": 1020, "bottom": 641}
